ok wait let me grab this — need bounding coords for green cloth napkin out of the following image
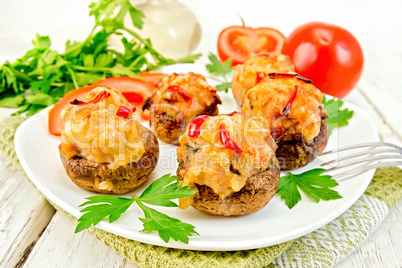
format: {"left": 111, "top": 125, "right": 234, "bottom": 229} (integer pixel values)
{"left": 1, "top": 116, "right": 401, "bottom": 268}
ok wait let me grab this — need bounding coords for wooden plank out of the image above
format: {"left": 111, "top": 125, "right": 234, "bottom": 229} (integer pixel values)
{"left": 335, "top": 90, "right": 402, "bottom": 267}
{"left": 345, "top": 89, "right": 401, "bottom": 146}
{"left": 23, "top": 212, "right": 140, "bottom": 268}
{"left": 357, "top": 48, "right": 402, "bottom": 140}
{"left": 0, "top": 154, "right": 55, "bottom": 267}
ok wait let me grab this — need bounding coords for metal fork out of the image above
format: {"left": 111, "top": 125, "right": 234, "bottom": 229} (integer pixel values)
{"left": 320, "top": 142, "right": 402, "bottom": 179}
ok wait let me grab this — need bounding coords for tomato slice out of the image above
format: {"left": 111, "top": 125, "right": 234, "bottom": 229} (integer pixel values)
{"left": 217, "top": 26, "right": 286, "bottom": 65}
{"left": 48, "top": 84, "right": 96, "bottom": 136}
{"left": 92, "top": 76, "right": 153, "bottom": 102}
{"left": 138, "top": 72, "right": 168, "bottom": 86}
{"left": 48, "top": 76, "right": 156, "bottom": 136}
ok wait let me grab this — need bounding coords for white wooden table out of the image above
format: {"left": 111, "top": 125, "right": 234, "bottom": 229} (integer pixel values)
{"left": 1, "top": 0, "right": 401, "bottom": 267}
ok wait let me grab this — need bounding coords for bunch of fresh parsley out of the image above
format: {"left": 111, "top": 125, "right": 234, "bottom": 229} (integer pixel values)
{"left": 76, "top": 174, "right": 198, "bottom": 243}
{"left": 0, "top": 0, "right": 199, "bottom": 115}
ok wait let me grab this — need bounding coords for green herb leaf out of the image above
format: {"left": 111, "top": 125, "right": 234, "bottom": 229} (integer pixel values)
{"left": 215, "top": 82, "right": 232, "bottom": 93}
{"left": 177, "top": 53, "right": 202, "bottom": 63}
{"left": 136, "top": 201, "right": 198, "bottom": 243}
{"left": 76, "top": 174, "right": 198, "bottom": 244}
{"left": 206, "top": 53, "right": 233, "bottom": 92}
{"left": 0, "top": 95, "right": 24, "bottom": 108}
{"left": 75, "top": 196, "right": 135, "bottom": 233}
{"left": 139, "top": 174, "right": 197, "bottom": 207}
{"left": 25, "top": 93, "right": 56, "bottom": 106}
{"left": 206, "top": 53, "right": 232, "bottom": 75}
{"left": 322, "top": 95, "right": 354, "bottom": 132}
{"left": 32, "top": 34, "right": 51, "bottom": 50}
{"left": 276, "top": 168, "right": 343, "bottom": 209}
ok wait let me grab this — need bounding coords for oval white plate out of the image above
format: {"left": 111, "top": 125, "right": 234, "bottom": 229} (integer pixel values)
{"left": 15, "top": 64, "right": 379, "bottom": 251}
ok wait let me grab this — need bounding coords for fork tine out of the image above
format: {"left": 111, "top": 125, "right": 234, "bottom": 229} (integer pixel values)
{"left": 321, "top": 148, "right": 402, "bottom": 166}
{"left": 325, "top": 154, "right": 402, "bottom": 172}
{"left": 322, "top": 142, "right": 402, "bottom": 155}
{"left": 331, "top": 161, "right": 402, "bottom": 180}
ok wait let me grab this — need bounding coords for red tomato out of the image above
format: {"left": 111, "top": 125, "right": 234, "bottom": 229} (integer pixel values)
{"left": 92, "top": 76, "right": 153, "bottom": 105}
{"left": 138, "top": 72, "right": 168, "bottom": 86}
{"left": 48, "top": 84, "right": 95, "bottom": 136}
{"left": 282, "top": 22, "right": 364, "bottom": 98}
{"left": 217, "top": 26, "right": 286, "bottom": 65}
{"left": 48, "top": 76, "right": 155, "bottom": 136}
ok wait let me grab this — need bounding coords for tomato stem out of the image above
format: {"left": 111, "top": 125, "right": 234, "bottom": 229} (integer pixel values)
{"left": 237, "top": 12, "right": 246, "bottom": 27}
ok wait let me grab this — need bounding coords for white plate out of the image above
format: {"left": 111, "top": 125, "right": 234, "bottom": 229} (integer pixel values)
{"left": 15, "top": 64, "right": 379, "bottom": 251}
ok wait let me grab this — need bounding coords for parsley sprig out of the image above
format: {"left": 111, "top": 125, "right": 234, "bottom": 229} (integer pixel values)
{"left": 276, "top": 168, "right": 343, "bottom": 209}
{"left": 206, "top": 53, "right": 233, "bottom": 92}
{"left": 322, "top": 95, "right": 354, "bottom": 132}
{"left": 0, "top": 0, "right": 200, "bottom": 115}
{"left": 76, "top": 174, "right": 198, "bottom": 244}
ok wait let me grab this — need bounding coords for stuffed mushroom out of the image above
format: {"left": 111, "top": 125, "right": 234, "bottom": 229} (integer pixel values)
{"left": 241, "top": 73, "right": 329, "bottom": 170}
{"left": 176, "top": 112, "right": 280, "bottom": 216}
{"left": 143, "top": 72, "right": 221, "bottom": 144}
{"left": 231, "top": 52, "right": 295, "bottom": 106}
{"left": 59, "top": 87, "right": 159, "bottom": 194}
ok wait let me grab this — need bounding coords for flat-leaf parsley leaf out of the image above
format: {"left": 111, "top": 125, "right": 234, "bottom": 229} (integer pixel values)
{"left": 322, "top": 95, "right": 354, "bottom": 132}
{"left": 206, "top": 53, "right": 232, "bottom": 93}
{"left": 276, "top": 168, "right": 343, "bottom": 209}
{"left": 76, "top": 174, "right": 198, "bottom": 244}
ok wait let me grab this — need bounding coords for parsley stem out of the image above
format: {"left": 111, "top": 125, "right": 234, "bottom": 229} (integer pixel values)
{"left": 63, "top": 25, "right": 98, "bottom": 57}
{"left": 129, "top": 54, "right": 146, "bottom": 68}
{"left": 66, "top": 67, "right": 79, "bottom": 89}
{"left": 8, "top": 67, "right": 33, "bottom": 83}
{"left": 122, "top": 27, "right": 169, "bottom": 62}
{"left": 205, "top": 75, "right": 225, "bottom": 83}
{"left": 70, "top": 65, "right": 113, "bottom": 72}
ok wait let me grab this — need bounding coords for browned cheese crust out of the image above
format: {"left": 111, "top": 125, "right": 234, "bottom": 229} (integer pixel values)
{"left": 144, "top": 72, "right": 222, "bottom": 144}
{"left": 150, "top": 95, "right": 220, "bottom": 144}
{"left": 60, "top": 127, "right": 159, "bottom": 194}
{"left": 189, "top": 157, "right": 280, "bottom": 216}
{"left": 276, "top": 119, "right": 330, "bottom": 170}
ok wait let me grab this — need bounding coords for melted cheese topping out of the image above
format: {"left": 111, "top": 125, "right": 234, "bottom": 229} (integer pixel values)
{"left": 232, "top": 53, "right": 295, "bottom": 103}
{"left": 177, "top": 113, "right": 276, "bottom": 209}
{"left": 241, "top": 77, "right": 325, "bottom": 142}
{"left": 59, "top": 87, "right": 145, "bottom": 169}
{"left": 149, "top": 72, "right": 220, "bottom": 120}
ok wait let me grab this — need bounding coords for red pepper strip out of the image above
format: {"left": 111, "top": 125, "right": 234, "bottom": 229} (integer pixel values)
{"left": 188, "top": 115, "right": 209, "bottom": 138}
{"left": 219, "top": 124, "right": 243, "bottom": 154}
{"left": 89, "top": 91, "right": 111, "bottom": 103}
{"left": 226, "top": 111, "right": 239, "bottom": 116}
{"left": 167, "top": 86, "right": 192, "bottom": 102}
{"left": 283, "top": 85, "right": 299, "bottom": 116}
{"left": 122, "top": 92, "right": 144, "bottom": 104}
{"left": 116, "top": 105, "right": 137, "bottom": 118}
{"left": 256, "top": 72, "right": 267, "bottom": 84}
{"left": 268, "top": 73, "right": 312, "bottom": 83}
{"left": 70, "top": 99, "right": 88, "bottom": 106}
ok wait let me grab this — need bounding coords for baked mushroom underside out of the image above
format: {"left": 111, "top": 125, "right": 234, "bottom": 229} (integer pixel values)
{"left": 275, "top": 119, "right": 330, "bottom": 170}
{"left": 60, "top": 127, "right": 159, "bottom": 194}
{"left": 178, "top": 156, "right": 280, "bottom": 216}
